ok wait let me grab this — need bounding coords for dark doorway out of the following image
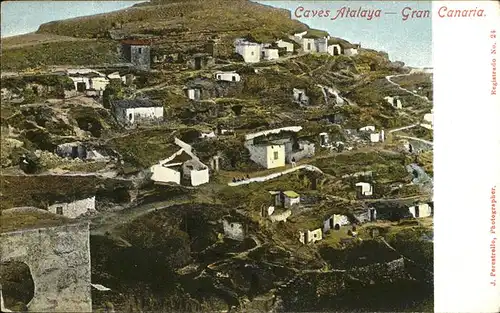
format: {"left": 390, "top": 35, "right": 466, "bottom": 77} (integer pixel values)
{"left": 414, "top": 206, "right": 420, "bottom": 218}
{"left": 329, "top": 218, "right": 334, "bottom": 230}
{"left": 320, "top": 135, "right": 327, "bottom": 146}
{"left": 307, "top": 43, "right": 311, "bottom": 50}
{"left": 71, "top": 146, "right": 78, "bottom": 158}
{"left": 298, "top": 92, "right": 303, "bottom": 101}
{"left": 369, "top": 208, "right": 376, "bottom": 221}
{"left": 76, "top": 82, "right": 86, "bottom": 92}
{"left": 194, "top": 57, "right": 202, "bottom": 70}
{"left": 128, "top": 113, "right": 133, "bottom": 121}
{"left": 334, "top": 224, "right": 340, "bottom": 231}
{"left": 0, "top": 261, "right": 35, "bottom": 312}
{"left": 32, "top": 86, "right": 39, "bottom": 95}
{"left": 279, "top": 191, "right": 285, "bottom": 207}
{"left": 56, "top": 206, "right": 63, "bottom": 215}
{"left": 232, "top": 76, "right": 236, "bottom": 82}
{"left": 409, "top": 144, "right": 414, "bottom": 153}
{"left": 333, "top": 47, "right": 339, "bottom": 55}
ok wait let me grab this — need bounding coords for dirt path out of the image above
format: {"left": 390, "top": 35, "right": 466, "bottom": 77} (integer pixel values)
{"left": 385, "top": 74, "right": 431, "bottom": 103}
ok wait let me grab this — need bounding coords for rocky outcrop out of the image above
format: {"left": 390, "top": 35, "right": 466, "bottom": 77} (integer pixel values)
{"left": 0, "top": 223, "right": 91, "bottom": 312}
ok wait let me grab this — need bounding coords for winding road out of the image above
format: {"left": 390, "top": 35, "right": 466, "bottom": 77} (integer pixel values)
{"left": 385, "top": 74, "right": 431, "bottom": 103}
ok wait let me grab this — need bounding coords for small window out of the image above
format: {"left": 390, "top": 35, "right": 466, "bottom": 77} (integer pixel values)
{"left": 273, "top": 151, "right": 279, "bottom": 160}
{"left": 138, "top": 48, "right": 142, "bottom": 54}
{"left": 313, "top": 233, "right": 317, "bottom": 238}
{"left": 251, "top": 51, "right": 254, "bottom": 56}
{"left": 56, "top": 207, "right": 63, "bottom": 215}
{"left": 128, "top": 113, "right": 133, "bottom": 120}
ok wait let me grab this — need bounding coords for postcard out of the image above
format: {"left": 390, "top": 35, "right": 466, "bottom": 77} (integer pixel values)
{"left": 0, "top": 0, "right": 498, "bottom": 312}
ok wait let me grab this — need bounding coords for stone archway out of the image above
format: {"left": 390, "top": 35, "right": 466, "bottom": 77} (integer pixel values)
{"left": 0, "top": 223, "right": 92, "bottom": 312}
{"left": 0, "top": 261, "right": 35, "bottom": 312}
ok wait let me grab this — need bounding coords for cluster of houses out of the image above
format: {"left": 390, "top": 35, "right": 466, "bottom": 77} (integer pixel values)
{"left": 234, "top": 30, "right": 360, "bottom": 63}
{"left": 63, "top": 68, "right": 133, "bottom": 98}
{"left": 150, "top": 138, "right": 210, "bottom": 187}
{"left": 244, "top": 126, "right": 315, "bottom": 169}
{"left": 298, "top": 201, "right": 433, "bottom": 245}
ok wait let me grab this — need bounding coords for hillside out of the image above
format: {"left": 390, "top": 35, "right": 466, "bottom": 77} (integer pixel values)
{"left": 0, "top": 1, "right": 433, "bottom": 312}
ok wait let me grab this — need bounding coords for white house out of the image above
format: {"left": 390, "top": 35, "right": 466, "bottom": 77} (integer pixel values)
{"left": 112, "top": 99, "right": 164, "bottom": 125}
{"left": 270, "top": 190, "right": 300, "bottom": 209}
{"left": 327, "top": 44, "right": 342, "bottom": 56}
{"left": 244, "top": 126, "right": 308, "bottom": 169}
{"left": 408, "top": 203, "right": 432, "bottom": 218}
{"left": 234, "top": 39, "right": 261, "bottom": 63}
{"left": 276, "top": 39, "right": 294, "bottom": 53}
{"left": 283, "top": 191, "right": 300, "bottom": 208}
{"left": 261, "top": 48, "right": 280, "bottom": 60}
{"left": 323, "top": 214, "right": 350, "bottom": 233}
{"left": 186, "top": 88, "right": 202, "bottom": 100}
{"left": 299, "top": 228, "right": 323, "bottom": 244}
{"left": 423, "top": 112, "right": 433, "bottom": 128}
{"left": 359, "top": 125, "right": 376, "bottom": 132}
{"left": 150, "top": 138, "right": 209, "bottom": 187}
{"left": 223, "top": 219, "right": 245, "bottom": 241}
{"left": 48, "top": 196, "right": 96, "bottom": 219}
{"left": 344, "top": 48, "right": 359, "bottom": 56}
{"left": 319, "top": 132, "right": 329, "bottom": 147}
{"left": 355, "top": 182, "right": 373, "bottom": 197}
{"left": 370, "top": 130, "right": 385, "bottom": 143}
{"left": 302, "top": 38, "right": 317, "bottom": 53}
{"left": 293, "top": 88, "right": 310, "bottom": 105}
{"left": 384, "top": 96, "right": 402, "bottom": 109}
{"left": 67, "top": 68, "right": 109, "bottom": 92}
{"left": 214, "top": 71, "right": 241, "bottom": 82}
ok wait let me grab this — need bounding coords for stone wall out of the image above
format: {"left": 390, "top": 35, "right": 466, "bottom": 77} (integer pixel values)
{"left": 0, "top": 223, "right": 92, "bottom": 312}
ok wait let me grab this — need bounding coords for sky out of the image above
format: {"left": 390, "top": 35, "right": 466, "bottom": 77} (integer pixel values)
{"left": 1, "top": 1, "right": 432, "bottom": 67}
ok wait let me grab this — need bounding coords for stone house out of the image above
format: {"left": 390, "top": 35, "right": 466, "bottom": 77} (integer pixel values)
{"left": 384, "top": 96, "right": 402, "bottom": 109}
{"left": 293, "top": 88, "right": 310, "bottom": 105}
{"left": 121, "top": 39, "right": 151, "bottom": 71}
{"left": 408, "top": 203, "right": 432, "bottom": 218}
{"left": 299, "top": 228, "right": 323, "bottom": 244}
{"left": 55, "top": 142, "right": 108, "bottom": 161}
{"left": 270, "top": 190, "right": 301, "bottom": 209}
{"left": 222, "top": 219, "right": 245, "bottom": 241}
{"left": 150, "top": 138, "right": 209, "bottom": 187}
{"left": 111, "top": 98, "right": 164, "bottom": 125}
{"left": 323, "top": 214, "right": 350, "bottom": 233}
{"left": 186, "top": 53, "right": 215, "bottom": 70}
{"left": 355, "top": 182, "right": 373, "bottom": 198}
{"left": 244, "top": 126, "right": 314, "bottom": 169}
{"left": 214, "top": 71, "right": 241, "bottom": 82}
{"left": 275, "top": 39, "right": 294, "bottom": 53}
{"left": 234, "top": 38, "right": 261, "bottom": 63}
{"left": 48, "top": 196, "right": 96, "bottom": 219}
{"left": 355, "top": 207, "right": 377, "bottom": 223}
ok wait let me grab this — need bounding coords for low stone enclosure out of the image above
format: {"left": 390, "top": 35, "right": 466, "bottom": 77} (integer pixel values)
{"left": 0, "top": 223, "right": 92, "bottom": 312}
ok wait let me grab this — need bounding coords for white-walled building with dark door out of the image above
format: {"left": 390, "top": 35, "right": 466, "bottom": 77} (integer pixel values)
{"left": 112, "top": 99, "right": 163, "bottom": 125}
{"left": 214, "top": 71, "right": 241, "bottom": 82}
{"left": 48, "top": 196, "right": 96, "bottom": 219}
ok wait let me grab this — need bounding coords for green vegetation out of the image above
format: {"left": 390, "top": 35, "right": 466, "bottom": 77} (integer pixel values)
{"left": 1, "top": 40, "right": 120, "bottom": 70}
